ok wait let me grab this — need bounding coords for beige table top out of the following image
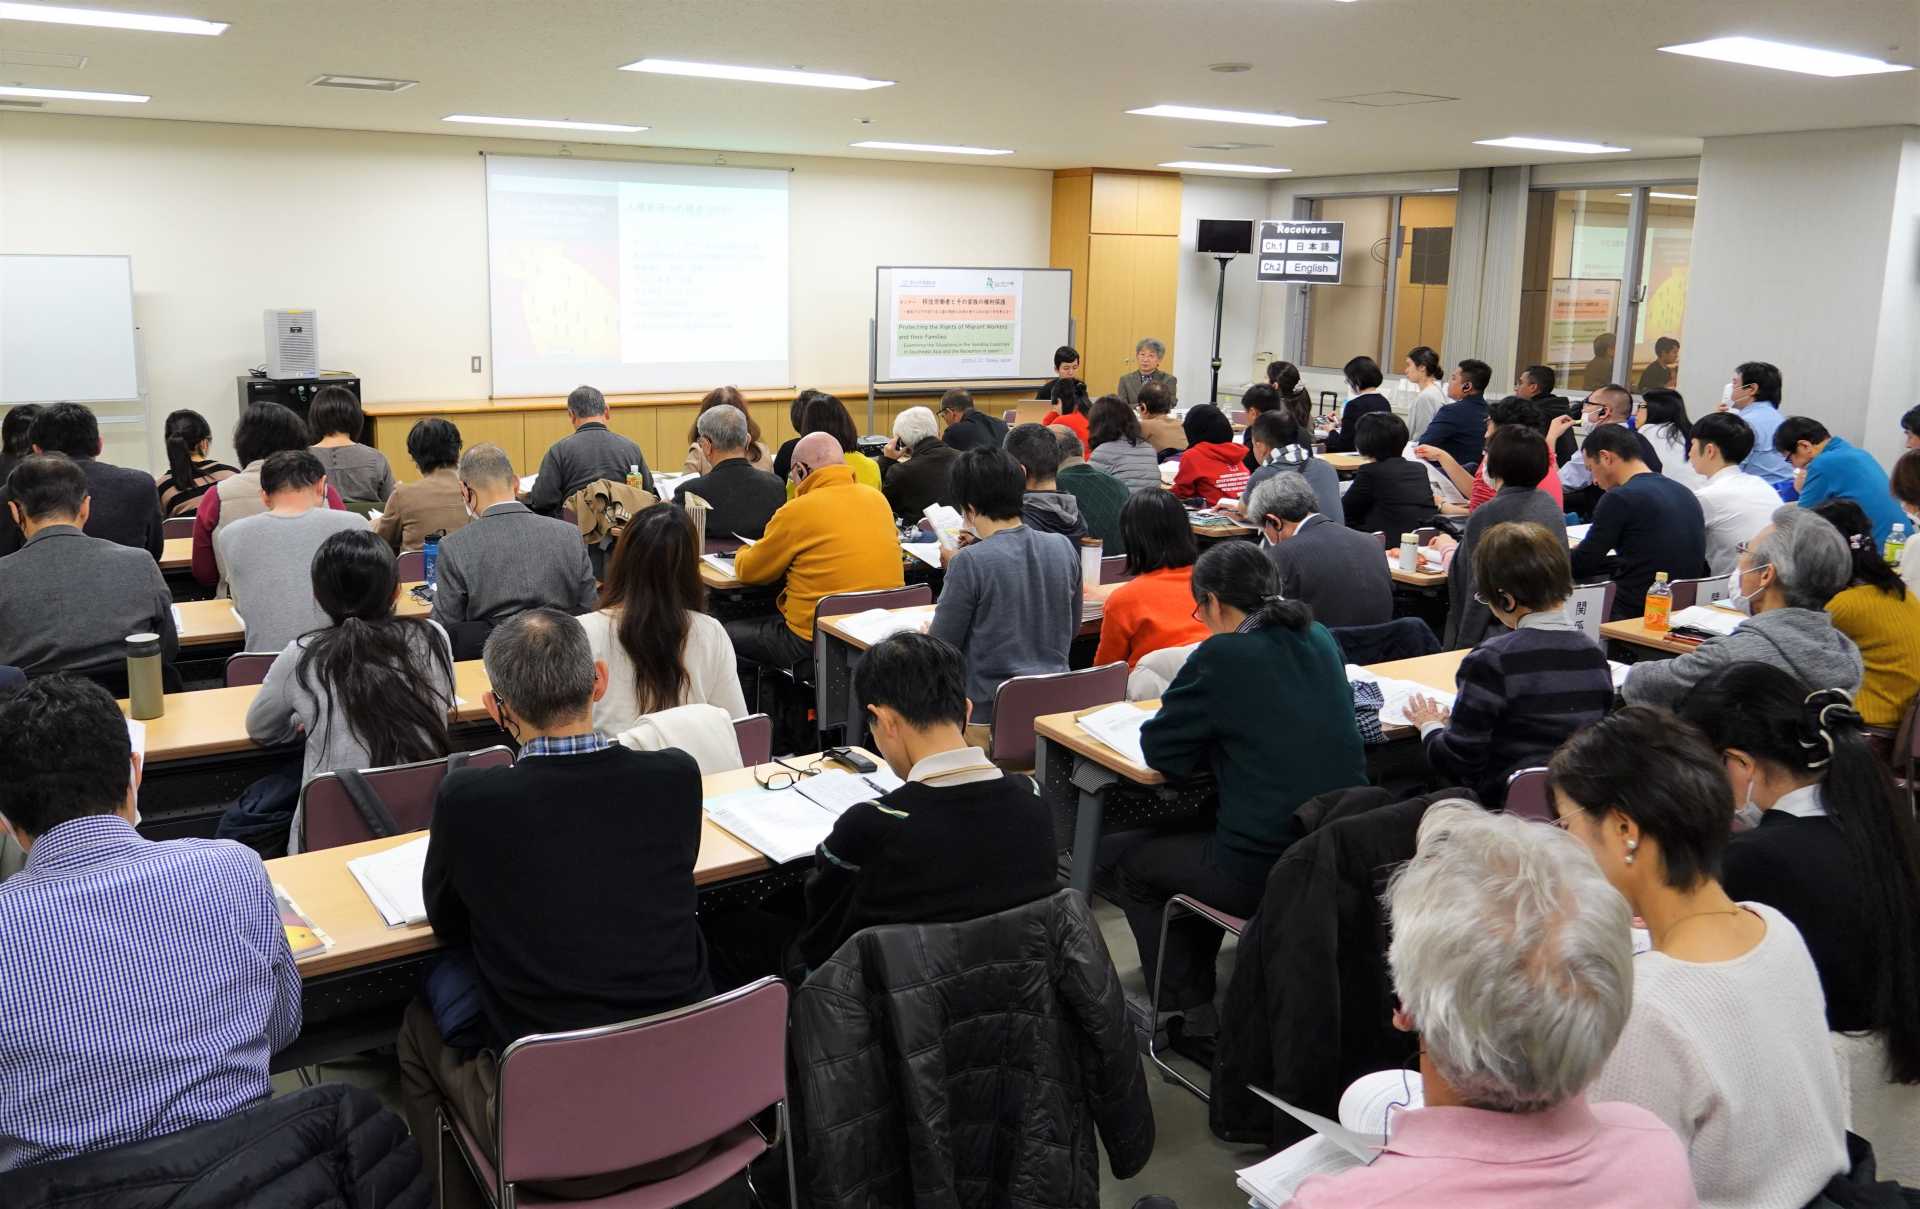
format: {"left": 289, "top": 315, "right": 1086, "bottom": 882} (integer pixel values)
{"left": 175, "top": 584, "right": 431, "bottom": 647}
{"left": 816, "top": 583, "right": 1121, "bottom": 652}
{"left": 160, "top": 537, "right": 191, "bottom": 571}
{"left": 1599, "top": 605, "right": 1740, "bottom": 655}
{"left": 1322, "top": 452, "right": 1367, "bottom": 473}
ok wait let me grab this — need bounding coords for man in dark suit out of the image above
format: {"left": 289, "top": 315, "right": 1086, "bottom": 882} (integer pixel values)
{"left": 878, "top": 405, "right": 960, "bottom": 524}
{"left": 1417, "top": 359, "right": 1492, "bottom": 468}
{"left": 1115, "top": 337, "right": 1178, "bottom": 407}
{"left": 0, "top": 402, "right": 162, "bottom": 558}
{"left": 1248, "top": 470, "right": 1393, "bottom": 629}
{"left": 673, "top": 403, "right": 784, "bottom": 539}
{"left": 938, "top": 389, "right": 1009, "bottom": 452}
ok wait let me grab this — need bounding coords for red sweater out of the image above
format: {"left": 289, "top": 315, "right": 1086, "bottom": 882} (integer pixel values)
{"left": 1094, "top": 566, "right": 1211, "bottom": 667}
{"left": 1467, "top": 450, "right": 1563, "bottom": 511}
{"left": 1173, "top": 441, "right": 1251, "bottom": 505}
{"left": 1041, "top": 410, "right": 1091, "bottom": 450}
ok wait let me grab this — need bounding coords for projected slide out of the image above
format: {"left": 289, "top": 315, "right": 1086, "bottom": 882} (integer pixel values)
{"left": 486, "top": 156, "right": 789, "bottom": 396}
{"left": 886, "top": 269, "right": 1024, "bottom": 379}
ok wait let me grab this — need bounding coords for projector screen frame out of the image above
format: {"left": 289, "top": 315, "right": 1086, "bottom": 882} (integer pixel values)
{"left": 869, "top": 264, "right": 1074, "bottom": 389}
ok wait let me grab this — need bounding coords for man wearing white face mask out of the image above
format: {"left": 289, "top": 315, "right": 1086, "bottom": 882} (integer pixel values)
{"left": 1621, "top": 507, "right": 1862, "bottom": 708}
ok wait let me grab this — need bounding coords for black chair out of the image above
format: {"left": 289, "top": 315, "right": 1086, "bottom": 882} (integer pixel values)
{"left": 1329, "top": 618, "right": 1440, "bottom": 666}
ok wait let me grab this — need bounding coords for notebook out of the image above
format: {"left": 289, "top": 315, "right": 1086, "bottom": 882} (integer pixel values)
{"left": 1236, "top": 1070, "right": 1424, "bottom": 1207}
{"left": 795, "top": 768, "right": 905, "bottom": 815}
{"left": 703, "top": 785, "right": 842, "bottom": 865}
{"left": 1077, "top": 703, "right": 1155, "bottom": 767}
{"left": 346, "top": 835, "right": 430, "bottom": 927}
{"left": 832, "top": 608, "right": 926, "bottom": 647}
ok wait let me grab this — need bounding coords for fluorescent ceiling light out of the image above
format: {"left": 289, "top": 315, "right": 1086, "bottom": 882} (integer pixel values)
{"left": 1660, "top": 36, "right": 1911, "bottom": 78}
{"left": 620, "top": 58, "right": 892, "bottom": 90}
{"left": 1159, "top": 160, "right": 1291, "bottom": 174}
{"left": 1475, "top": 136, "right": 1628, "bottom": 154}
{"left": 0, "top": 82, "right": 145, "bottom": 101}
{"left": 1128, "top": 103, "right": 1325, "bottom": 128}
{"left": 444, "top": 114, "right": 647, "bottom": 133}
{"left": 1619, "top": 191, "right": 1697, "bottom": 200}
{"left": 851, "top": 140, "right": 1011, "bottom": 155}
{"left": 0, "top": 1, "right": 225, "bottom": 34}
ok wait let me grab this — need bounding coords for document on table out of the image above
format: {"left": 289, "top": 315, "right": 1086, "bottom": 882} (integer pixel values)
{"left": 703, "top": 785, "right": 843, "bottom": 865}
{"left": 833, "top": 607, "right": 926, "bottom": 647}
{"left": 701, "top": 553, "right": 737, "bottom": 577}
{"left": 1077, "top": 702, "right": 1155, "bottom": 767}
{"left": 795, "top": 768, "right": 904, "bottom": 816}
{"left": 1347, "top": 666, "right": 1455, "bottom": 728}
{"left": 347, "top": 835, "right": 430, "bottom": 927}
{"left": 1669, "top": 604, "right": 1744, "bottom": 638}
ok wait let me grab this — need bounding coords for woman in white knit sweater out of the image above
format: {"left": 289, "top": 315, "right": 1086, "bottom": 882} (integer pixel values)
{"left": 1548, "top": 705, "right": 1849, "bottom": 1209}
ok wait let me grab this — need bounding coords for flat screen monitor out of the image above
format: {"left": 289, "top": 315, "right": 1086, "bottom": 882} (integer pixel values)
{"left": 1196, "top": 219, "right": 1254, "bottom": 255}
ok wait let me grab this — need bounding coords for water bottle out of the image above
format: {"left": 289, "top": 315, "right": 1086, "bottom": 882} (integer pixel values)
{"left": 626, "top": 463, "right": 645, "bottom": 490}
{"left": 126, "top": 633, "right": 163, "bottom": 720}
{"left": 423, "top": 532, "right": 441, "bottom": 591}
{"left": 1887, "top": 523, "right": 1907, "bottom": 567}
{"left": 1398, "top": 533, "right": 1419, "bottom": 572}
{"left": 1644, "top": 572, "right": 1672, "bottom": 632}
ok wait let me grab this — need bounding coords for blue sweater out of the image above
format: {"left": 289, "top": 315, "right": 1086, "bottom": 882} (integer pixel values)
{"left": 1797, "top": 437, "right": 1903, "bottom": 546}
{"left": 927, "top": 524, "right": 1080, "bottom": 724}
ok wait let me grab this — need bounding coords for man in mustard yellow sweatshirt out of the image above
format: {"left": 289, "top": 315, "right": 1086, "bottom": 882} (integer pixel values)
{"left": 727, "top": 433, "right": 905, "bottom": 668}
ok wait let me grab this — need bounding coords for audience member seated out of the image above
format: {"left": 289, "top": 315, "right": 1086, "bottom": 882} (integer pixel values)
{"left": 1086, "top": 394, "right": 1162, "bottom": 492}
{"left": 0, "top": 403, "right": 38, "bottom": 487}
{"left": 878, "top": 405, "right": 960, "bottom": 524}
{"left": 1680, "top": 665, "right": 1920, "bottom": 1184}
{"left": 431, "top": 444, "right": 596, "bottom": 656}
{"left": 1726, "top": 360, "right": 1794, "bottom": 488}
{"left": 400, "top": 609, "right": 713, "bottom": 1203}
{"left": 580, "top": 504, "right": 746, "bottom": 738}
{"left": 1553, "top": 385, "right": 1662, "bottom": 519}
{"left": 1004, "top": 421, "right": 1090, "bottom": 543}
{"left": 246, "top": 529, "right": 454, "bottom": 847}
{"left": 1116, "top": 337, "right": 1177, "bottom": 407}
{"left": 1779, "top": 415, "right": 1905, "bottom": 545}
{"left": 1033, "top": 343, "right": 1083, "bottom": 404}
{"left": 1406, "top": 522, "right": 1611, "bottom": 808}
{"left": 217, "top": 450, "right": 368, "bottom": 652}
{"left": 1403, "top": 346, "right": 1449, "bottom": 437}
{"left": 1122, "top": 543, "right": 1367, "bottom": 1039}
{"left": 1803, "top": 500, "right": 1920, "bottom": 728}
{"left": 1415, "top": 357, "right": 1492, "bottom": 468}
{"left": 1580, "top": 333, "right": 1615, "bottom": 390}
{"left": 154, "top": 408, "right": 236, "bottom": 519}
{"left": 728, "top": 432, "right": 903, "bottom": 670}
{"left": 1039, "top": 376, "right": 1091, "bottom": 447}
{"left": 194, "top": 402, "right": 346, "bottom": 589}
{"left": 771, "top": 388, "right": 823, "bottom": 480}
{"left": 0, "top": 455, "right": 177, "bottom": 678}
{"left": 1688, "top": 411, "right": 1779, "bottom": 575}
{"left": 373, "top": 417, "right": 468, "bottom": 553}
{"left": 1235, "top": 382, "right": 1283, "bottom": 471}
{"left": 1554, "top": 707, "right": 1850, "bottom": 1208}
{"left": 1895, "top": 451, "right": 1920, "bottom": 594}
{"left": 672, "top": 402, "right": 785, "bottom": 539}
{"left": 1171, "top": 405, "right": 1249, "bottom": 506}
{"left": 1418, "top": 395, "right": 1562, "bottom": 513}
{"left": 1052, "top": 425, "right": 1128, "bottom": 551}
{"left": 938, "top": 387, "right": 1009, "bottom": 452}
{"left": 1286, "top": 803, "right": 1694, "bottom": 1208}
{"left": 1249, "top": 472, "right": 1392, "bottom": 629}
{"left": 1242, "top": 411, "right": 1341, "bottom": 519}
{"left": 0, "top": 676, "right": 298, "bottom": 1171}
{"left": 1904, "top": 403, "right": 1920, "bottom": 452}
{"left": 0, "top": 402, "right": 162, "bottom": 559}
{"left": 1438, "top": 426, "right": 1569, "bottom": 648}
{"left": 1135, "top": 383, "right": 1187, "bottom": 456}
{"left": 1341, "top": 412, "right": 1436, "bottom": 540}
{"left": 1267, "top": 359, "right": 1314, "bottom": 432}
{"left": 1638, "top": 388, "right": 1703, "bottom": 490}
{"left": 1093, "top": 491, "right": 1210, "bottom": 668}
{"left": 680, "top": 384, "right": 771, "bottom": 474}
{"left": 1624, "top": 507, "right": 1861, "bottom": 707}
{"left": 1318, "top": 356, "right": 1391, "bottom": 454}
{"left": 1513, "top": 363, "right": 1574, "bottom": 462}
{"left": 792, "top": 392, "right": 881, "bottom": 496}
{"left": 527, "top": 385, "right": 654, "bottom": 515}
{"left": 927, "top": 449, "right": 1079, "bottom": 729}
{"left": 306, "top": 385, "right": 395, "bottom": 505}
{"left": 794, "top": 631, "right": 1059, "bottom": 969}
{"left": 1569, "top": 424, "right": 1706, "bottom": 619}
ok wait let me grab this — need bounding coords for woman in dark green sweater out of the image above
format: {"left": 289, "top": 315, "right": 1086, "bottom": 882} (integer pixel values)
{"left": 1120, "top": 541, "right": 1368, "bottom": 1035}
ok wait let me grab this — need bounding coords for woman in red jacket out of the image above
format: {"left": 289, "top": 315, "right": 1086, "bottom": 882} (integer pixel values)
{"left": 1040, "top": 378, "right": 1091, "bottom": 449}
{"left": 1171, "top": 405, "right": 1249, "bottom": 505}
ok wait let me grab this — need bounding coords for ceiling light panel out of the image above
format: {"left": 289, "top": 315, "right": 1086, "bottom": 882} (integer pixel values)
{"left": 0, "top": 82, "right": 144, "bottom": 101}
{"left": 1158, "top": 160, "right": 1292, "bottom": 174}
{"left": 851, "top": 140, "right": 1012, "bottom": 155}
{"left": 1659, "top": 36, "right": 1912, "bottom": 78}
{"left": 621, "top": 58, "right": 893, "bottom": 90}
{"left": 1128, "top": 104, "right": 1324, "bottom": 128}
{"left": 1474, "top": 136, "right": 1629, "bottom": 154}
{"left": 0, "top": 2, "right": 225, "bottom": 35}
{"left": 445, "top": 114, "right": 647, "bottom": 132}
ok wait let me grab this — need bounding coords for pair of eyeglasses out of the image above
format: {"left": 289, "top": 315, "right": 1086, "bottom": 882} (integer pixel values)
{"left": 755, "top": 754, "right": 825, "bottom": 792}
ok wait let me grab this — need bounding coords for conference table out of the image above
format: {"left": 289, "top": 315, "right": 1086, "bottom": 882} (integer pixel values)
{"left": 174, "top": 584, "right": 433, "bottom": 648}
{"left": 161, "top": 536, "right": 191, "bottom": 570}
{"left": 1322, "top": 451, "right": 1367, "bottom": 476}
{"left": 1599, "top": 605, "right": 1742, "bottom": 657}
{"left": 1033, "top": 649, "right": 1467, "bottom": 893}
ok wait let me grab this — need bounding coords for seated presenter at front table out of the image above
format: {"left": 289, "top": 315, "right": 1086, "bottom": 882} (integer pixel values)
{"left": 1117, "top": 338, "right": 1178, "bottom": 408}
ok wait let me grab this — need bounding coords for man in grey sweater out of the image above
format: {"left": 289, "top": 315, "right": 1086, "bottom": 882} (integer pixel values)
{"left": 1623, "top": 507, "right": 1862, "bottom": 706}
{"left": 526, "top": 385, "right": 654, "bottom": 515}
{"left": 216, "top": 450, "right": 367, "bottom": 653}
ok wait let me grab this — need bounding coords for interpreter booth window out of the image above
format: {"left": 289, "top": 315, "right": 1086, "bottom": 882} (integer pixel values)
{"left": 1516, "top": 185, "right": 1697, "bottom": 395}
{"left": 1301, "top": 193, "right": 1456, "bottom": 372}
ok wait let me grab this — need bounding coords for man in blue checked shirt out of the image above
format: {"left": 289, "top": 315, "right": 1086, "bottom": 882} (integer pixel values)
{"left": 0, "top": 677, "right": 299, "bottom": 1171}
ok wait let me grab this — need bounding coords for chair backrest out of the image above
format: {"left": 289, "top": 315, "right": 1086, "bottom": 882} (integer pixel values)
{"left": 1666, "top": 574, "right": 1727, "bottom": 611}
{"left": 161, "top": 515, "right": 194, "bottom": 539}
{"left": 734, "top": 713, "right": 773, "bottom": 766}
{"left": 1565, "top": 580, "right": 1616, "bottom": 644}
{"left": 1002, "top": 408, "right": 1019, "bottom": 425}
{"left": 1505, "top": 767, "right": 1553, "bottom": 822}
{"left": 395, "top": 549, "right": 426, "bottom": 582}
{"left": 1099, "top": 554, "right": 1133, "bottom": 585}
{"left": 224, "top": 652, "right": 278, "bottom": 688}
{"left": 495, "top": 976, "right": 789, "bottom": 1186}
{"left": 298, "top": 746, "right": 514, "bottom": 852}
{"left": 813, "top": 584, "right": 935, "bottom": 735}
{"left": 989, "top": 663, "right": 1130, "bottom": 770}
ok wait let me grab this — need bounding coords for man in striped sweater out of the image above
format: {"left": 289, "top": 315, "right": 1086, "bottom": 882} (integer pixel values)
{"left": 1406, "top": 520, "right": 1614, "bottom": 809}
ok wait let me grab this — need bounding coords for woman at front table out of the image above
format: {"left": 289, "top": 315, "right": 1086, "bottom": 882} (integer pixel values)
{"left": 1117, "top": 542, "right": 1366, "bottom": 1040}
{"left": 245, "top": 528, "right": 455, "bottom": 853}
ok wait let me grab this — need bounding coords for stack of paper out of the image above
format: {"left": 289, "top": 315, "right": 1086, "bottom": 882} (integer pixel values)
{"left": 703, "top": 786, "right": 839, "bottom": 865}
{"left": 1077, "top": 703, "right": 1155, "bottom": 766}
{"left": 796, "top": 768, "right": 904, "bottom": 815}
{"left": 347, "top": 835, "right": 430, "bottom": 927}
{"left": 833, "top": 608, "right": 926, "bottom": 647}
{"left": 1080, "top": 594, "right": 1105, "bottom": 623}
{"left": 1347, "top": 666, "right": 1454, "bottom": 728}
{"left": 1237, "top": 1072, "right": 1423, "bottom": 1207}
{"left": 701, "top": 553, "right": 737, "bottom": 577}
{"left": 1669, "top": 604, "right": 1743, "bottom": 638}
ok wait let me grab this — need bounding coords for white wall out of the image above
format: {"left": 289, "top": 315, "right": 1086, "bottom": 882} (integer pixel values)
{"left": 0, "top": 114, "right": 1052, "bottom": 470}
{"left": 1172, "top": 175, "right": 1268, "bottom": 404}
{"left": 1683, "top": 126, "right": 1919, "bottom": 462}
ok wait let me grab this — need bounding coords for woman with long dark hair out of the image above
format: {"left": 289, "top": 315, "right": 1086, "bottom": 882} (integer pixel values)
{"left": 246, "top": 527, "right": 456, "bottom": 851}
{"left": 0, "top": 403, "right": 41, "bottom": 486}
{"left": 156, "top": 409, "right": 238, "bottom": 518}
{"left": 1807, "top": 498, "right": 1920, "bottom": 728}
{"left": 1637, "top": 387, "right": 1701, "bottom": 489}
{"left": 1265, "top": 359, "right": 1313, "bottom": 432}
{"left": 579, "top": 503, "right": 747, "bottom": 736}
{"left": 1040, "top": 377, "right": 1091, "bottom": 448}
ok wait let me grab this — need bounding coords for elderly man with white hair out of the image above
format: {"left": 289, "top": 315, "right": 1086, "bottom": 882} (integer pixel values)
{"left": 1287, "top": 803, "right": 1696, "bottom": 1207}
{"left": 1622, "top": 505, "right": 1862, "bottom": 706}
{"left": 878, "top": 405, "right": 960, "bottom": 525}
{"left": 672, "top": 403, "right": 785, "bottom": 539}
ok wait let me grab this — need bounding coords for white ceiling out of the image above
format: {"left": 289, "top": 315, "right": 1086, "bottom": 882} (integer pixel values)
{"left": 0, "top": 0, "right": 1915, "bottom": 176}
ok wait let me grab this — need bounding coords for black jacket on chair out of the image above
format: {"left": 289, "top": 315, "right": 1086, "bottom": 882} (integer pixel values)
{"left": 0, "top": 1083, "right": 429, "bottom": 1209}
{"left": 1211, "top": 786, "right": 1473, "bottom": 1148}
{"left": 791, "top": 889, "right": 1154, "bottom": 1208}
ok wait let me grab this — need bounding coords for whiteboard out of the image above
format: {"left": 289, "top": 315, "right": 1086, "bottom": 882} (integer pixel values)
{"left": 0, "top": 255, "right": 140, "bottom": 403}
{"left": 874, "top": 266, "right": 1071, "bottom": 385}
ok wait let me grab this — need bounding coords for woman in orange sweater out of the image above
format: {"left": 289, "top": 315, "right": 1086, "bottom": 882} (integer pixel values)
{"left": 1040, "top": 378, "right": 1092, "bottom": 449}
{"left": 1172, "top": 404, "right": 1250, "bottom": 505}
{"left": 1094, "top": 490, "right": 1212, "bottom": 667}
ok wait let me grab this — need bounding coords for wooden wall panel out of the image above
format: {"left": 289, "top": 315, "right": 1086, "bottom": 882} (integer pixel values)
{"left": 1051, "top": 173, "right": 1092, "bottom": 341}
{"left": 1090, "top": 172, "right": 1139, "bottom": 234}
{"left": 1085, "top": 234, "right": 1139, "bottom": 396}
{"left": 1133, "top": 174, "right": 1184, "bottom": 237}
{"left": 1131, "top": 236, "right": 1182, "bottom": 376}
{"left": 522, "top": 413, "right": 574, "bottom": 476}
